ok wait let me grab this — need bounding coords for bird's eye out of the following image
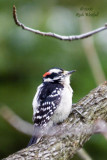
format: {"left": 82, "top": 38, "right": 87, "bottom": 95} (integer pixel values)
{"left": 50, "top": 73, "right": 58, "bottom": 78}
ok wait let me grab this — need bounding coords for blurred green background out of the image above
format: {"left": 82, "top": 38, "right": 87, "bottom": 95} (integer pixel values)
{"left": 0, "top": 0, "right": 107, "bottom": 159}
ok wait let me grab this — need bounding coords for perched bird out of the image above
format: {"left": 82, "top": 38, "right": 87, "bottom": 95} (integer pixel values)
{"left": 28, "top": 68, "right": 76, "bottom": 146}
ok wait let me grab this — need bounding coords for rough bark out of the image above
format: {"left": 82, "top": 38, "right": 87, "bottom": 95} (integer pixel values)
{"left": 3, "top": 82, "right": 107, "bottom": 160}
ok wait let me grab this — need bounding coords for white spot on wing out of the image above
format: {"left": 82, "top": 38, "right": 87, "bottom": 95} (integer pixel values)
{"left": 37, "top": 116, "right": 42, "bottom": 119}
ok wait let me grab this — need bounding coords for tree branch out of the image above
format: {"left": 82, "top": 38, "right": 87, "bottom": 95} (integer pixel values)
{"left": 3, "top": 81, "right": 107, "bottom": 160}
{"left": 13, "top": 5, "right": 107, "bottom": 41}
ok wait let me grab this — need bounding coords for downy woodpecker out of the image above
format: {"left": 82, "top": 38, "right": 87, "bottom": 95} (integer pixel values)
{"left": 28, "top": 68, "right": 76, "bottom": 146}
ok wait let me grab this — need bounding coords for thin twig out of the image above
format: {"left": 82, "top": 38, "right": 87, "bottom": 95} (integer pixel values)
{"left": 13, "top": 5, "right": 107, "bottom": 41}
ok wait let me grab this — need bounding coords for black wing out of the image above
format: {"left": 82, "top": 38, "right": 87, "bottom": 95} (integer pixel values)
{"left": 33, "top": 82, "right": 63, "bottom": 127}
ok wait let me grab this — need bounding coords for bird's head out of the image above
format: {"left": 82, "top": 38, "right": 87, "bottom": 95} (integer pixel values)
{"left": 43, "top": 68, "right": 76, "bottom": 84}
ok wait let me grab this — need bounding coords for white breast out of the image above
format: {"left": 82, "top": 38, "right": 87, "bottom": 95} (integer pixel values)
{"left": 51, "top": 84, "right": 73, "bottom": 124}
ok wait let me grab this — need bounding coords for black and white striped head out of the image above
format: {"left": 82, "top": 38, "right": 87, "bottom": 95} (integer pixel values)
{"left": 43, "top": 68, "right": 76, "bottom": 84}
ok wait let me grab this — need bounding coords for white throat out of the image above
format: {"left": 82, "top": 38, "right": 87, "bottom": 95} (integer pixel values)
{"left": 61, "top": 75, "right": 71, "bottom": 85}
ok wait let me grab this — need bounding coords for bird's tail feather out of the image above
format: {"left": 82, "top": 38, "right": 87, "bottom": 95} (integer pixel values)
{"left": 27, "top": 136, "right": 38, "bottom": 147}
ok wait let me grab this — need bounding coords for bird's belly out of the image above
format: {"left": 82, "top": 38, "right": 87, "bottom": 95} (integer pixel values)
{"left": 52, "top": 86, "right": 73, "bottom": 124}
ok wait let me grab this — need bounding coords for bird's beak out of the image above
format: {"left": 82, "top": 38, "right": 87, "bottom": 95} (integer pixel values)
{"left": 63, "top": 70, "right": 76, "bottom": 77}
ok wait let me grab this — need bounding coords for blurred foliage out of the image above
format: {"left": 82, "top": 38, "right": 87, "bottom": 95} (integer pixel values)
{"left": 0, "top": 0, "right": 107, "bottom": 159}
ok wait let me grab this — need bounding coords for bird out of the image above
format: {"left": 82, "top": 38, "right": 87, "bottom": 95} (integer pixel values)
{"left": 28, "top": 67, "right": 76, "bottom": 146}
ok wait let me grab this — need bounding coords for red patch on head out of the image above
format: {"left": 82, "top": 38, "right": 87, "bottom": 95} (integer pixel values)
{"left": 43, "top": 72, "right": 51, "bottom": 78}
